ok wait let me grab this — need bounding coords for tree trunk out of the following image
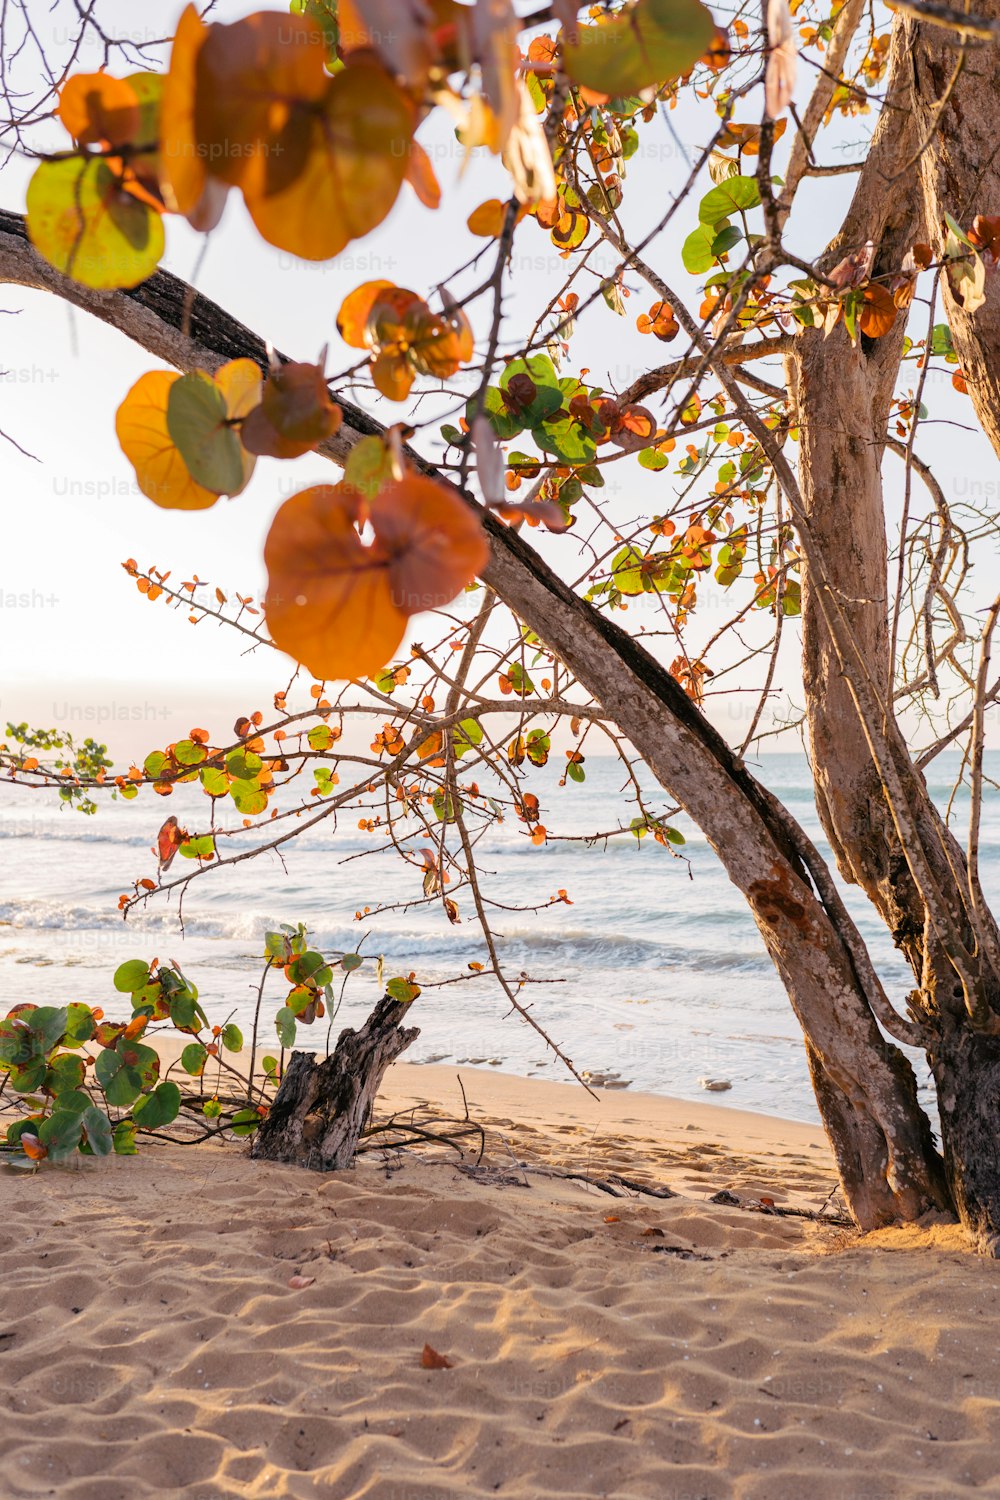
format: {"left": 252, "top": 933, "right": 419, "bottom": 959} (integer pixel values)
{"left": 251, "top": 995, "right": 419, "bottom": 1169}
{"left": 930, "top": 1022, "right": 1000, "bottom": 1255}
{"left": 908, "top": 0, "right": 1000, "bottom": 465}
{"left": 784, "top": 20, "right": 1000, "bottom": 1249}
{"left": 0, "top": 212, "right": 951, "bottom": 1230}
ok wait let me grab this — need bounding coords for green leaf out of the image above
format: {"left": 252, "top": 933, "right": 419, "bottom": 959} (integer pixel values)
{"left": 602, "top": 280, "right": 626, "bottom": 316}
{"left": 199, "top": 766, "right": 229, "bottom": 797}
{"left": 95, "top": 1041, "right": 159, "bottom": 1107}
{"left": 711, "top": 224, "right": 742, "bottom": 258}
{"left": 527, "top": 730, "right": 551, "bottom": 766}
{"left": 180, "top": 1042, "right": 208, "bottom": 1077}
{"left": 291, "top": 0, "right": 339, "bottom": 63}
{"left": 133, "top": 1081, "right": 182, "bottom": 1129}
{"left": 698, "top": 176, "right": 760, "bottom": 225}
{"left": 173, "top": 738, "right": 207, "bottom": 767}
{"left": 220, "top": 1023, "right": 244, "bottom": 1054}
{"left": 781, "top": 579, "right": 802, "bottom": 616}
{"left": 308, "top": 724, "right": 336, "bottom": 750}
{"left": 81, "top": 1105, "right": 114, "bottom": 1157}
{"left": 63, "top": 1003, "right": 96, "bottom": 1046}
{"left": 341, "top": 953, "right": 364, "bottom": 972}
{"left": 454, "top": 717, "right": 484, "bottom": 759}
{"left": 39, "top": 1109, "right": 84, "bottom": 1162}
{"left": 52, "top": 1089, "right": 92, "bottom": 1116}
{"left": 682, "top": 221, "right": 729, "bottom": 275}
{"left": 114, "top": 960, "right": 152, "bottom": 994}
{"left": 8, "top": 1058, "right": 47, "bottom": 1094}
{"left": 562, "top": 0, "right": 714, "bottom": 98}
{"left": 26, "top": 156, "right": 164, "bottom": 290}
{"left": 386, "top": 977, "right": 420, "bottom": 1004}
{"left": 473, "top": 384, "right": 524, "bottom": 441}
{"left": 0, "top": 1014, "right": 36, "bottom": 1069}
{"left": 226, "top": 748, "right": 263, "bottom": 780}
{"left": 264, "top": 930, "right": 291, "bottom": 961}
{"left": 432, "top": 789, "right": 454, "bottom": 822}
{"left": 231, "top": 1108, "right": 261, "bottom": 1138}
{"left": 275, "top": 1007, "right": 297, "bottom": 1047}
{"left": 344, "top": 434, "right": 395, "bottom": 498}
{"left": 180, "top": 834, "right": 216, "bottom": 861}
{"left": 532, "top": 413, "right": 597, "bottom": 465}
{"left": 167, "top": 372, "right": 246, "bottom": 495}
{"left": 113, "top": 1121, "right": 138, "bottom": 1155}
{"left": 287, "top": 950, "right": 334, "bottom": 987}
{"left": 203, "top": 1098, "right": 223, "bottom": 1120}
{"left": 45, "top": 1052, "right": 86, "bottom": 1096}
{"left": 168, "top": 991, "right": 198, "bottom": 1030}
{"left": 230, "top": 782, "right": 268, "bottom": 817}
{"left": 497, "top": 355, "right": 564, "bottom": 428}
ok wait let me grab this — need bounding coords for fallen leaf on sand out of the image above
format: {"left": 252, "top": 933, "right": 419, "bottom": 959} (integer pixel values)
{"left": 288, "top": 1274, "right": 316, "bottom": 1289}
{"left": 421, "top": 1343, "right": 454, "bottom": 1369}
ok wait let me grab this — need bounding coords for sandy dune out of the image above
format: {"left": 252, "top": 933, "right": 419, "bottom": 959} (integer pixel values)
{"left": 2, "top": 1064, "right": 998, "bottom": 1499}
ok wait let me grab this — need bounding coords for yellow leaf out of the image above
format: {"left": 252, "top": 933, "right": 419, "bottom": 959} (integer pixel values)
{"left": 26, "top": 156, "right": 164, "bottom": 290}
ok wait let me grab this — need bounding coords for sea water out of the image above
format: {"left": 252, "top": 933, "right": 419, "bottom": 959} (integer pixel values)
{"left": 1, "top": 752, "right": 994, "bottom": 1125}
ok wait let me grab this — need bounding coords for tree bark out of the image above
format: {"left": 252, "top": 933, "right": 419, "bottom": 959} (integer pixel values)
{"left": 907, "top": 0, "right": 1000, "bottom": 464}
{"left": 0, "top": 211, "right": 951, "bottom": 1229}
{"left": 251, "top": 995, "right": 419, "bottom": 1169}
{"left": 786, "top": 19, "right": 1000, "bottom": 1247}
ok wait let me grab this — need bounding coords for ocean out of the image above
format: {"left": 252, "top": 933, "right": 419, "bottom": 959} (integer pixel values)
{"left": 1, "top": 752, "right": 994, "bottom": 1126}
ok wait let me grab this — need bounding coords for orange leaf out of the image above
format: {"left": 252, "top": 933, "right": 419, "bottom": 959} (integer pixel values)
{"left": 241, "top": 361, "right": 342, "bottom": 458}
{"left": 337, "top": 280, "right": 396, "bottom": 348}
{"left": 421, "top": 1343, "right": 454, "bottom": 1369}
{"left": 417, "top": 731, "right": 444, "bottom": 761}
{"left": 59, "top": 72, "right": 140, "bottom": 148}
{"left": 115, "top": 360, "right": 259, "bottom": 509}
{"left": 20, "top": 1133, "right": 47, "bottom": 1162}
{"left": 157, "top": 815, "right": 188, "bottom": 871}
{"left": 160, "top": 5, "right": 228, "bottom": 231}
{"left": 369, "top": 475, "right": 489, "bottom": 617}
{"left": 265, "top": 475, "right": 487, "bottom": 681}
{"left": 406, "top": 140, "right": 441, "bottom": 210}
{"left": 859, "top": 284, "right": 897, "bottom": 340}
{"left": 264, "top": 483, "right": 406, "bottom": 680}
{"left": 192, "top": 11, "right": 329, "bottom": 196}
{"left": 242, "top": 60, "right": 414, "bottom": 261}
{"left": 467, "top": 198, "right": 508, "bottom": 237}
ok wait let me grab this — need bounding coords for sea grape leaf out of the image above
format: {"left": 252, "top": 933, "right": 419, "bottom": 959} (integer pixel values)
{"left": 26, "top": 156, "right": 164, "bottom": 290}
{"left": 562, "top": 0, "right": 715, "bottom": 97}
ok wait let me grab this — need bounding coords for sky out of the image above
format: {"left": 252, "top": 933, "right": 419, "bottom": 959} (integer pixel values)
{"left": 1, "top": 0, "right": 997, "bottom": 765}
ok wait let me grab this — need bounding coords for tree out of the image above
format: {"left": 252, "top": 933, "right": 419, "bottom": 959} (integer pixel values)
{"left": 4, "top": 0, "right": 1000, "bottom": 1247}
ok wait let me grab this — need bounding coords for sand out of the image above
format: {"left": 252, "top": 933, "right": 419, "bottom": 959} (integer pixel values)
{"left": 2, "top": 1062, "right": 999, "bottom": 1500}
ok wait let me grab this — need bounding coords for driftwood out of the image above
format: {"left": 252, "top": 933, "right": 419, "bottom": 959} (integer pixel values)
{"left": 251, "top": 995, "right": 419, "bottom": 1170}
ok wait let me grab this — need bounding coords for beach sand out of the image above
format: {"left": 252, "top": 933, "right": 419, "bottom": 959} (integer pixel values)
{"left": 2, "top": 1062, "right": 998, "bottom": 1499}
